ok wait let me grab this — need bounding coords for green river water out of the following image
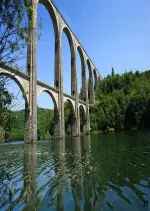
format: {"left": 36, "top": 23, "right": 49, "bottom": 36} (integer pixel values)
{"left": 0, "top": 130, "right": 150, "bottom": 211}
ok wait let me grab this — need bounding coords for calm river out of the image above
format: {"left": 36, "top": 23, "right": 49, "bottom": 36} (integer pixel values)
{"left": 0, "top": 130, "right": 150, "bottom": 211}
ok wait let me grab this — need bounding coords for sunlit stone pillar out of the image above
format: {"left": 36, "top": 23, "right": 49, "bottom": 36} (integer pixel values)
{"left": 54, "top": 34, "right": 65, "bottom": 138}
{"left": 89, "top": 70, "right": 95, "bottom": 104}
{"left": 25, "top": 1, "right": 37, "bottom": 143}
{"left": 85, "top": 104, "right": 90, "bottom": 132}
{"left": 71, "top": 55, "right": 80, "bottom": 136}
{"left": 84, "top": 60, "right": 90, "bottom": 132}
{"left": 82, "top": 60, "right": 87, "bottom": 102}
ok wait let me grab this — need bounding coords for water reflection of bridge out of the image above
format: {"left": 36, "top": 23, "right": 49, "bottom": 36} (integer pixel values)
{"left": 1, "top": 134, "right": 150, "bottom": 210}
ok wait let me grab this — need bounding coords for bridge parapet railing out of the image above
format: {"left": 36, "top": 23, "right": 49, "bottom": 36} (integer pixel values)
{"left": 37, "top": 79, "right": 59, "bottom": 93}
{"left": 0, "top": 63, "right": 29, "bottom": 79}
{"left": 63, "top": 92, "right": 75, "bottom": 101}
{"left": 79, "top": 99, "right": 86, "bottom": 105}
{"left": 0, "top": 63, "right": 26, "bottom": 74}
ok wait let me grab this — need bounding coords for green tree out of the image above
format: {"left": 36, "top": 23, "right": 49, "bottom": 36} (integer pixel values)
{"left": 91, "top": 69, "right": 150, "bottom": 132}
{"left": 111, "top": 67, "right": 115, "bottom": 77}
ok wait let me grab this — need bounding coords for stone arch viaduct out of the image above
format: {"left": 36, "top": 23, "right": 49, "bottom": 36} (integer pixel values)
{"left": 0, "top": 0, "right": 102, "bottom": 143}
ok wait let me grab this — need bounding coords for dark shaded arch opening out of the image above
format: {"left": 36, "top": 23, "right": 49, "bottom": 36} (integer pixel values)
{"left": 62, "top": 27, "right": 75, "bottom": 96}
{"left": 37, "top": 91, "right": 58, "bottom": 140}
{"left": 64, "top": 99, "right": 75, "bottom": 136}
{"left": 0, "top": 73, "right": 28, "bottom": 141}
{"left": 79, "top": 105, "right": 86, "bottom": 133}
{"left": 0, "top": 73, "right": 28, "bottom": 104}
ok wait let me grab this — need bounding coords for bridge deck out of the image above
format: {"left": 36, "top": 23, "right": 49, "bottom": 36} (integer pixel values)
{"left": 0, "top": 64, "right": 86, "bottom": 106}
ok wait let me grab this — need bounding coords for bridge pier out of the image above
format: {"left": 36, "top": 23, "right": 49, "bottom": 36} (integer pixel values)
{"left": 25, "top": 2, "right": 38, "bottom": 143}
{"left": 85, "top": 104, "right": 91, "bottom": 132}
{"left": 54, "top": 34, "right": 65, "bottom": 139}
{"left": 71, "top": 55, "right": 80, "bottom": 137}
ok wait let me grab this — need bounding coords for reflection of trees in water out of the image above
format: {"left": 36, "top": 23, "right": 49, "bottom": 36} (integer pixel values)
{"left": 26, "top": 133, "right": 150, "bottom": 210}
{"left": 0, "top": 145, "right": 24, "bottom": 210}
{"left": 0, "top": 143, "right": 40, "bottom": 210}
{"left": 48, "top": 134, "right": 150, "bottom": 210}
{"left": 84, "top": 132, "right": 150, "bottom": 210}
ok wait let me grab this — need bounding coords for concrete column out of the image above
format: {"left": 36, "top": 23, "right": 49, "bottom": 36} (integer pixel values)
{"left": 82, "top": 62, "right": 87, "bottom": 102}
{"left": 54, "top": 35, "right": 64, "bottom": 138}
{"left": 85, "top": 63, "right": 90, "bottom": 132}
{"left": 89, "top": 70, "right": 95, "bottom": 104}
{"left": 85, "top": 104, "right": 90, "bottom": 132}
{"left": 25, "top": 2, "right": 37, "bottom": 143}
{"left": 95, "top": 73, "right": 98, "bottom": 90}
{"left": 78, "top": 106, "right": 87, "bottom": 133}
{"left": 71, "top": 56, "right": 80, "bottom": 136}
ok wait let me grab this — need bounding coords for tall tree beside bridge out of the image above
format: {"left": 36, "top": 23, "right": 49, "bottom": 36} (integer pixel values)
{"left": 0, "top": 0, "right": 40, "bottom": 140}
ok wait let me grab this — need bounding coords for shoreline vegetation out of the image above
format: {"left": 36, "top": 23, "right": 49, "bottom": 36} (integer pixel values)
{"left": 1, "top": 69, "right": 150, "bottom": 142}
{"left": 90, "top": 69, "right": 150, "bottom": 133}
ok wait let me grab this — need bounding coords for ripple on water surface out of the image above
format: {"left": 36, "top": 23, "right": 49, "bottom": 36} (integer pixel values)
{"left": 0, "top": 130, "right": 150, "bottom": 210}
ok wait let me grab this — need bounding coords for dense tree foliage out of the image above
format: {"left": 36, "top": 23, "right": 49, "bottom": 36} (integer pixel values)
{"left": 0, "top": 76, "right": 15, "bottom": 140}
{"left": 37, "top": 108, "right": 54, "bottom": 140}
{"left": 0, "top": 0, "right": 42, "bottom": 68}
{"left": 64, "top": 101, "right": 74, "bottom": 135}
{"left": 0, "top": 0, "right": 31, "bottom": 65}
{"left": 0, "top": 104, "right": 75, "bottom": 141}
{"left": 8, "top": 108, "right": 54, "bottom": 141}
{"left": 90, "top": 70, "right": 150, "bottom": 132}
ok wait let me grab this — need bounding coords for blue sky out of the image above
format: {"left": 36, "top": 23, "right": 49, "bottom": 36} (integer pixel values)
{"left": 9, "top": 0, "right": 150, "bottom": 110}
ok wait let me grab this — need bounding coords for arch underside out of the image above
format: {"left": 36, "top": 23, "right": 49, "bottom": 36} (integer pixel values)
{"left": 38, "top": 0, "right": 59, "bottom": 38}
{"left": 62, "top": 27, "right": 75, "bottom": 58}
{"left": 62, "top": 26, "right": 76, "bottom": 96}
{"left": 0, "top": 72, "right": 28, "bottom": 106}
{"left": 77, "top": 46, "right": 86, "bottom": 101}
{"left": 77, "top": 46, "right": 85, "bottom": 72}
{"left": 87, "top": 59, "right": 93, "bottom": 79}
{"left": 41, "top": 89, "right": 58, "bottom": 112}
{"left": 87, "top": 59, "right": 94, "bottom": 102}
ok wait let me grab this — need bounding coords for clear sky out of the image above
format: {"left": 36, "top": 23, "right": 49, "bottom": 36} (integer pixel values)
{"left": 8, "top": 0, "right": 150, "bottom": 110}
